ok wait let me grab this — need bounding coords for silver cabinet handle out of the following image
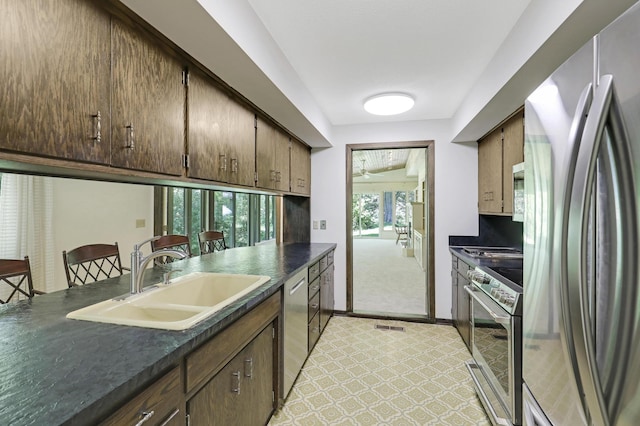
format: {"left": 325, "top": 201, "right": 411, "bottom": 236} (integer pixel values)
{"left": 231, "top": 158, "right": 238, "bottom": 173}
{"left": 159, "top": 409, "right": 180, "bottom": 426}
{"left": 270, "top": 169, "right": 276, "bottom": 182}
{"left": 231, "top": 371, "right": 241, "bottom": 394}
{"left": 92, "top": 111, "right": 101, "bottom": 143}
{"left": 276, "top": 171, "right": 282, "bottom": 182}
{"left": 126, "top": 123, "right": 135, "bottom": 150}
{"left": 310, "top": 303, "right": 319, "bottom": 309}
{"left": 219, "top": 153, "right": 227, "bottom": 171}
{"left": 244, "top": 358, "right": 253, "bottom": 378}
{"left": 134, "top": 410, "right": 154, "bottom": 426}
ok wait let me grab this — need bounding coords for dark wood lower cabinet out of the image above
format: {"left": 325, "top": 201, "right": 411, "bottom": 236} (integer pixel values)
{"left": 101, "top": 366, "right": 183, "bottom": 426}
{"left": 452, "top": 254, "right": 472, "bottom": 351}
{"left": 187, "top": 324, "right": 274, "bottom": 426}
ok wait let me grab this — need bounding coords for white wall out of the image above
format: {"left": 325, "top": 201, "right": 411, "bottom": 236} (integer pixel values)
{"left": 311, "top": 120, "right": 479, "bottom": 319}
{"left": 51, "top": 178, "right": 154, "bottom": 291}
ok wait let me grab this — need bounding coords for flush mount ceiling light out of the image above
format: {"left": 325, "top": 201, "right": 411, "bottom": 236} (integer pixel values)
{"left": 363, "top": 93, "right": 415, "bottom": 116}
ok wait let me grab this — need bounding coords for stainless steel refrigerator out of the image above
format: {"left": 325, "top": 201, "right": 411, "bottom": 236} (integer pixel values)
{"left": 523, "top": 1, "right": 640, "bottom": 424}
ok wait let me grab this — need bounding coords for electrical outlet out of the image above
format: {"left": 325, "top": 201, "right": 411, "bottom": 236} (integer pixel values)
{"left": 313, "top": 221, "right": 319, "bottom": 229}
{"left": 320, "top": 220, "right": 327, "bottom": 230}
{"left": 135, "top": 219, "right": 146, "bottom": 228}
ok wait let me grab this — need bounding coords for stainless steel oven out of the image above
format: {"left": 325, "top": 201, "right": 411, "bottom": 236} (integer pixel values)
{"left": 465, "top": 266, "right": 522, "bottom": 426}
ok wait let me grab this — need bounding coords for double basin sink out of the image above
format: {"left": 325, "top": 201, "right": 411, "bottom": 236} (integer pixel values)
{"left": 66, "top": 272, "right": 271, "bottom": 331}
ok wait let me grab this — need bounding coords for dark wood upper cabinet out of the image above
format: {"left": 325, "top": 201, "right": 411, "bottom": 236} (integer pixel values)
{"left": 0, "top": 0, "right": 111, "bottom": 164}
{"left": 256, "top": 117, "right": 290, "bottom": 191}
{"left": 289, "top": 138, "right": 311, "bottom": 196}
{"left": 187, "top": 69, "right": 255, "bottom": 186}
{"left": 110, "top": 18, "right": 185, "bottom": 176}
{"left": 477, "top": 109, "right": 524, "bottom": 215}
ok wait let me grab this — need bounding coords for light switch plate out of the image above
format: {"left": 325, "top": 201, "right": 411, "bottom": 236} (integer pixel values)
{"left": 313, "top": 221, "right": 319, "bottom": 229}
{"left": 320, "top": 220, "right": 327, "bottom": 230}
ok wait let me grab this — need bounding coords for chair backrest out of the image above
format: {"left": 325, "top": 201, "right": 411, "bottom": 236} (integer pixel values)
{"left": 63, "top": 243, "right": 125, "bottom": 288}
{"left": 198, "top": 230, "right": 228, "bottom": 254}
{"left": 151, "top": 234, "right": 191, "bottom": 264}
{"left": 0, "top": 257, "right": 36, "bottom": 303}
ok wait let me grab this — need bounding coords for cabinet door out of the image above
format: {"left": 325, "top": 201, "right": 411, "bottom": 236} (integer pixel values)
{"left": 457, "top": 273, "right": 472, "bottom": 351}
{"left": 273, "top": 127, "right": 291, "bottom": 192}
{"left": 451, "top": 261, "right": 458, "bottom": 322}
{"left": 226, "top": 99, "right": 256, "bottom": 187}
{"left": 502, "top": 111, "right": 524, "bottom": 214}
{"left": 187, "top": 69, "right": 228, "bottom": 182}
{"left": 289, "top": 138, "right": 311, "bottom": 195}
{"left": 188, "top": 324, "right": 274, "bottom": 426}
{"left": 242, "top": 324, "right": 275, "bottom": 425}
{"left": 111, "top": 18, "right": 185, "bottom": 176}
{"left": 255, "top": 117, "right": 276, "bottom": 189}
{"left": 478, "top": 128, "right": 503, "bottom": 213}
{"left": 319, "top": 263, "right": 334, "bottom": 332}
{"left": 0, "top": 0, "right": 110, "bottom": 163}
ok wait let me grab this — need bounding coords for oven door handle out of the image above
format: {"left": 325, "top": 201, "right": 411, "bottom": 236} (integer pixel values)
{"left": 464, "top": 285, "right": 511, "bottom": 325}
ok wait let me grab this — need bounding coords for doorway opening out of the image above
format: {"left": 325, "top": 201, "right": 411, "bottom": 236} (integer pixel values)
{"left": 346, "top": 141, "right": 435, "bottom": 321}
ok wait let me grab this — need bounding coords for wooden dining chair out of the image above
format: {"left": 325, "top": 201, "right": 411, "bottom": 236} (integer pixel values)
{"left": 198, "top": 230, "right": 228, "bottom": 254}
{"left": 63, "top": 242, "right": 128, "bottom": 288}
{"left": 151, "top": 234, "right": 191, "bottom": 264}
{"left": 0, "top": 256, "right": 45, "bottom": 303}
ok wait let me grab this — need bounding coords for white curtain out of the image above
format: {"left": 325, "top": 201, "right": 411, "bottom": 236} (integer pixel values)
{"left": 0, "top": 174, "right": 55, "bottom": 296}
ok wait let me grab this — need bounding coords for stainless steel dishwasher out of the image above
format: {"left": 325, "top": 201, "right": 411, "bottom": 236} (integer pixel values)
{"left": 283, "top": 268, "right": 308, "bottom": 397}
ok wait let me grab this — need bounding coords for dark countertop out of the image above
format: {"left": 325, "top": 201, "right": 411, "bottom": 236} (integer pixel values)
{"left": 0, "top": 242, "right": 336, "bottom": 426}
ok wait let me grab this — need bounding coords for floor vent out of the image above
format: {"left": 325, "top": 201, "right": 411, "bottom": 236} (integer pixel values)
{"left": 374, "top": 324, "right": 405, "bottom": 332}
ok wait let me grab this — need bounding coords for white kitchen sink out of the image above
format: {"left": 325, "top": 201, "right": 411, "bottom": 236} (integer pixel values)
{"left": 66, "top": 272, "right": 271, "bottom": 330}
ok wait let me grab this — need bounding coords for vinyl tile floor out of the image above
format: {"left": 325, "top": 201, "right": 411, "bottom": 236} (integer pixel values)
{"left": 269, "top": 316, "right": 491, "bottom": 425}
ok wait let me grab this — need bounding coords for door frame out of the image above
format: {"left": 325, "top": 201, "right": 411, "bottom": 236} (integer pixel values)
{"left": 345, "top": 141, "right": 435, "bottom": 320}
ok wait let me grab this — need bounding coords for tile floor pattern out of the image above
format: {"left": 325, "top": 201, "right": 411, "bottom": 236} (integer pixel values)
{"left": 269, "top": 316, "right": 491, "bottom": 426}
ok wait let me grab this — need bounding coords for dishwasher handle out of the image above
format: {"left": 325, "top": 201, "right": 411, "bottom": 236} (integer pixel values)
{"left": 289, "top": 278, "right": 306, "bottom": 296}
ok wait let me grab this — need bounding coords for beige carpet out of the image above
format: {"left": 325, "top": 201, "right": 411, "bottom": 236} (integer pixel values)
{"left": 352, "top": 238, "right": 426, "bottom": 315}
{"left": 269, "top": 316, "right": 489, "bottom": 425}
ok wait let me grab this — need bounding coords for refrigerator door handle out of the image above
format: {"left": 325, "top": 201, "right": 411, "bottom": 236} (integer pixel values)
{"left": 556, "top": 81, "right": 594, "bottom": 420}
{"left": 565, "top": 73, "right": 638, "bottom": 424}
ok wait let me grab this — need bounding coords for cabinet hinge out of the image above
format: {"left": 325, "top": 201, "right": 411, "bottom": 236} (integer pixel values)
{"left": 254, "top": 116, "right": 258, "bottom": 129}
{"left": 272, "top": 327, "right": 275, "bottom": 339}
{"left": 182, "top": 69, "right": 189, "bottom": 86}
{"left": 255, "top": 172, "right": 258, "bottom": 182}
{"left": 272, "top": 390, "right": 275, "bottom": 403}
{"left": 182, "top": 154, "right": 190, "bottom": 169}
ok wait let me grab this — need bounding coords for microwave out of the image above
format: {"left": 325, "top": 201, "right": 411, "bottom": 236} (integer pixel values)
{"left": 512, "top": 162, "right": 525, "bottom": 222}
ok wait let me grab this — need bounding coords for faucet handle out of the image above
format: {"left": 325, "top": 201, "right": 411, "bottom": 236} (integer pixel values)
{"left": 163, "top": 269, "right": 182, "bottom": 285}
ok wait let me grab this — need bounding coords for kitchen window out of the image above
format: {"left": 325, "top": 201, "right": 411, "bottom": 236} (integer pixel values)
{"left": 157, "top": 187, "right": 276, "bottom": 254}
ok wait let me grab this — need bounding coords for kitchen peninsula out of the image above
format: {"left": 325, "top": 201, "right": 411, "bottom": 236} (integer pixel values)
{"left": 0, "top": 242, "right": 335, "bottom": 425}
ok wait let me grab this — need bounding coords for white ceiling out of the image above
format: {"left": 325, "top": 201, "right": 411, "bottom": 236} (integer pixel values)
{"left": 246, "top": 0, "right": 530, "bottom": 126}
{"left": 120, "top": 0, "right": 638, "bottom": 147}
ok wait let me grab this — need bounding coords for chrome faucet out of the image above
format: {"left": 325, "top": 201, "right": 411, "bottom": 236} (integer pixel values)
{"left": 130, "top": 236, "right": 188, "bottom": 295}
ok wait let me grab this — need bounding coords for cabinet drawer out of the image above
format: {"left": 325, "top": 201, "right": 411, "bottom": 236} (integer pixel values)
{"left": 101, "top": 366, "right": 182, "bottom": 426}
{"left": 308, "top": 277, "right": 320, "bottom": 300}
{"left": 319, "top": 255, "right": 328, "bottom": 272}
{"left": 308, "top": 311, "right": 321, "bottom": 352}
{"left": 308, "top": 291, "right": 320, "bottom": 321}
{"left": 308, "top": 262, "right": 320, "bottom": 282}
